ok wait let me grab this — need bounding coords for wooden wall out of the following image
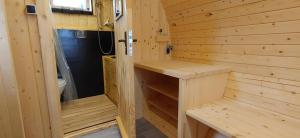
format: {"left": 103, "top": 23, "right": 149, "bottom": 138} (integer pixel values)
{"left": 3, "top": 0, "right": 63, "bottom": 137}
{"left": 161, "top": 0, "right": 300, "bottom": 119}
{"left": 133, "top": 0, "right": 171, "bottom": 122}
{"left": 0, "top": 0, "right": 25, "bottom": 137}
{"left": 133, "top": 0, "right": 171, "bottom": 62}
{"left": 53, "top": 0, "right": 114, "bottom": 31}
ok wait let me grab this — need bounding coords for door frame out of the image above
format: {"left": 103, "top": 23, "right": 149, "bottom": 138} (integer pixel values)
{"left": 35, "top": 0, "right": 64, "bottom": 137}
{"left": 37, "top": 0, "right": 137, "bottom": 137}
{"left": 0, "top": 1, "right": 25, "bottom": 137}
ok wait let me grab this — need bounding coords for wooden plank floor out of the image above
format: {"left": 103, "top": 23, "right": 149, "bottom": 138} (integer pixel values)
{"left": 62, "top": 95, "right": 118, "bottom": 135}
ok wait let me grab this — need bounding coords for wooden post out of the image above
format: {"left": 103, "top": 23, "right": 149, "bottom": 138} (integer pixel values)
{"left": 35, "top": 0, "right": 64, "bottom": 137}
{"left": 0, "top": 0, "right": 25, "bottom": 137}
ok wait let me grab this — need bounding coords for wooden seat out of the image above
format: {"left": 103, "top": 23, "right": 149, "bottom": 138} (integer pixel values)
{"left": 187, "top": 98, "right": 300, "bottom": 138}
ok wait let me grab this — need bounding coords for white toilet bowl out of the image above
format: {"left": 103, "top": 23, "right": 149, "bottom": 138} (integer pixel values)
{"left": 58, "top": 78, "right": 67, "bottom": 95}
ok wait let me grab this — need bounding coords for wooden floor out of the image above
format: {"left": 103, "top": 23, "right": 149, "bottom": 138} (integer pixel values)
{"left": 61, "top": 95, "right": 118, "bottom": 135}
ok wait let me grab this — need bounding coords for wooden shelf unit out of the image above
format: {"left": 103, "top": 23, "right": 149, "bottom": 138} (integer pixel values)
{"left": 135, "top": 60, "right": 231, "bottom": 138}
{"left": 137, "top": 68, "right": 180, "bottom": 129}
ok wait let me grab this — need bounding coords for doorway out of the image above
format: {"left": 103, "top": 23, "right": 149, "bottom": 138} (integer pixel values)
{"left": 50, "top": 0, "right": 119, "bottom": 136}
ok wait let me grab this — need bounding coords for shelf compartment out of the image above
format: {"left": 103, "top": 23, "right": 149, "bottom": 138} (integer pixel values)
{"left": 148, "top": 104, "right": 178, "bottom": 127}
{"left": 144, "top": 83, "right": 178, "bottom": 101}
{"left": 147, "top": 97, "right": 178, "bottom": 121}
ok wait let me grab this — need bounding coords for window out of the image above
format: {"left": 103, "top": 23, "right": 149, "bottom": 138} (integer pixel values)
{"left": 51, "top": 0, "right": 93, "bottom": 15}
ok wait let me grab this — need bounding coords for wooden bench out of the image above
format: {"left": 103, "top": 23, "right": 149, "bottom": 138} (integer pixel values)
{"left": 186, "top": 74, "right": 300, "bottom": 138}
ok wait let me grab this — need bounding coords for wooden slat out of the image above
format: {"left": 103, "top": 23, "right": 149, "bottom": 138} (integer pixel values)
{"left": 62, "top": 95, "right": 117, "bottom": 134}
{"left": 229, "top": 72, "right": 300, "bottom": 88}
{"left": 102, "top": 56, "right": 118, "bottom": 105}
{"left": 172, "top": 20, "right": 300, "bottom": 37}
{"left": 168, "top": 0, "right": 263, "bottom": 20}
{"left": 170, "top": 0, "right": 300, "bottom": 25}
{"left": 173, "top": 57, "right": 300, "bottom": 82}
{"left": 171, "top": 7, "right": 300, "bottom": 32}
{"left": 174, "top": 51, "right": 300, "bottom": 69}
{"left": 172, "top": 33, "right": 300, "bottom": 45}
{"left": 163, "top": 0, "right": 218, "bottom": 13}
{"left": 227, "top": 80, "right": 300, "bottom": 105}
{"left": 174, "top": 44, "right": 300, "bottom": 57}
{"left": 5, "top": 0, "right": 53, "bottom": 137}
{"left": 224, "top": 88, "right": 300, "bottom": 120}
{"left": 0, "top": 1, "right": 25, "bottom": 136}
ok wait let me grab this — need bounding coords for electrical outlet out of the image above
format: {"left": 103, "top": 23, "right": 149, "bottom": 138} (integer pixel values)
{"left": 26, "top": 4, "right": 36, "bottom": 15}
{"left": 166, "top": 43, "right": 174, "bottom": 55}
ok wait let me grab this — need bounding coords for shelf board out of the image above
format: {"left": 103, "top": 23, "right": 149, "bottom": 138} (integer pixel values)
{"left": 135, "top": 60, "right": 231, "bottom": 79}
{"left": 145, "top": 83, "right": 178, "bottom": 101}
{"left": 147, "top": 98, "right": 178, "bottom": 121}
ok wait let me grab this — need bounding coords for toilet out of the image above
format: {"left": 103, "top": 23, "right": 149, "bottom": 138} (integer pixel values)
{"left": 58, "top": 78, "right": 67, "bottom": 95}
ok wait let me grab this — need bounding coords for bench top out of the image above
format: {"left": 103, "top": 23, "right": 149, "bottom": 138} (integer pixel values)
{"left": 186, "top": 98, "right": 300, "bottom": 138}
{"left": 134, "top": 60, "right": 230, "bottom": 79}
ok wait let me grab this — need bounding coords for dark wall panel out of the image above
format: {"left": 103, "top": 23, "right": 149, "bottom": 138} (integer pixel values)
{"left": 57, "top": 29, "right": 115, "bottom": 99}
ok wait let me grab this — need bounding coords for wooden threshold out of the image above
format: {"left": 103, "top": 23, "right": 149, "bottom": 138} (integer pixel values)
{"left": 63, "top": 120, "right": 117, "bottom": 138}
{"left": 62, "top": 95, "right": 117, "bottom": 137}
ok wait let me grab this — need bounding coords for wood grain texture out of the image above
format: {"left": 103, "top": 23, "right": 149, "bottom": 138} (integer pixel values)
{"left": 187, "top": 98, "right": 300, "bottom": 138}
{"left": 135, "top": 60, "right": 231, "bottom": 79}
{"left": 62, "top": 95, "right": 117, "bottom": 135}
{"left": 4, "top": 0, "right": 57, "bottom": 137}
{"left": 116, "top": 116, "right": 129, "bottom": 138}
{"left": 35, "top": 0, "right": 65, "bottom": 137}
{"left": 132, "top": 1, "right": 173, "bottom": 137}
{"left": 178, "top": 73, "right": 229, "bottom": 138}
{"left": 133, "top": 0, "right": 171, "bottom": 62}
{"left": 114, "top": 0, "right": 136, "bottom": 137}
{"left": 159, "top": 1, "right": 300, "bottom": 137}
{"left": 103, "top": 55, "right": 118, "bottom": 105}
{"left": 0, "top": 0, "right": 25, "bottom": 137}
{"left": 135, "top": 62, "right": 230, "bottom": 138}
{"left": 161, "top": 0, "right": 300, "bottom": 119}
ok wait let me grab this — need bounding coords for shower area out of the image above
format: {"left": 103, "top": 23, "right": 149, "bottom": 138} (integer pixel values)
{"left": 56, "top": 30, "right": 115, "bottom": 99}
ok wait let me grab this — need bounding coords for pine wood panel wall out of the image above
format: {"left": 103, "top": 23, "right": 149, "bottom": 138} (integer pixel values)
{"left": 132, "top": 0, "right": 171, "bottom": 122}
{"left": 53, "top": 0, "right": 113, "bottom": 31}
{"left": 4, "top": 0, "right": 62, "bottom": 137}
{"left": 133, "top": 0, "right": 171, "bottom": 62}
{"left": 161, "top": 0, "right": 300, "bottom": 119}
{"left": 0, "top": 0, "right": 25, "bottom": 137}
